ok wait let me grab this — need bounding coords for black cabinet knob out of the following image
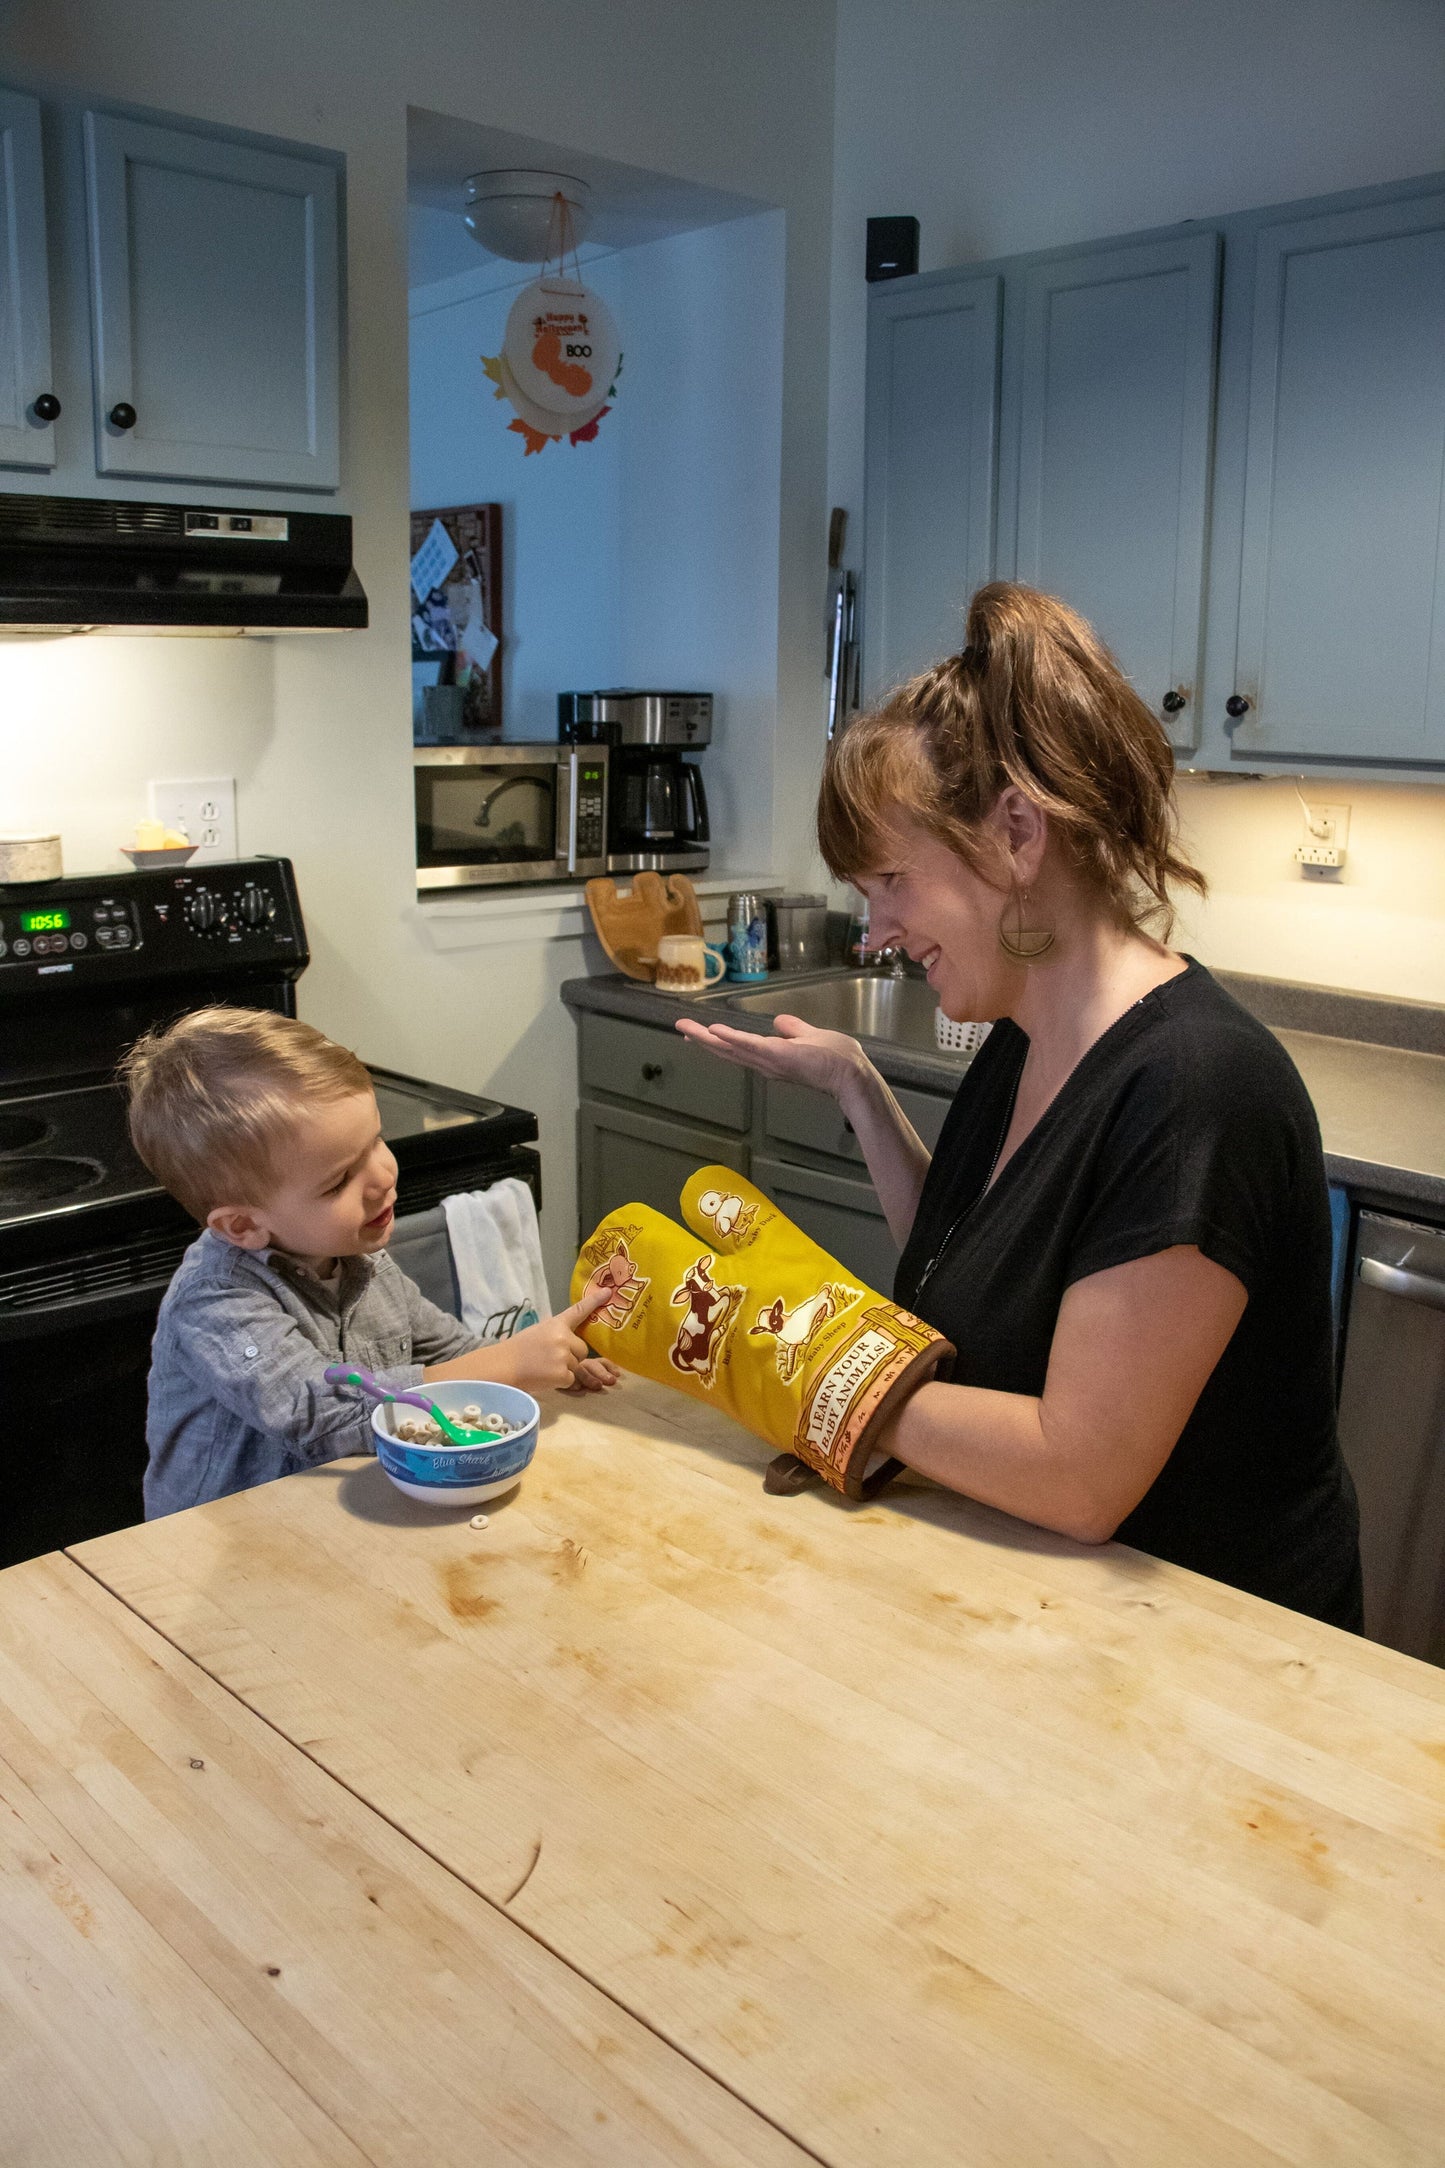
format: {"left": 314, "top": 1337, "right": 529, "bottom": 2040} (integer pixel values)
{"left": 1161, "top": 690, "right": 1187, "bottom": 715}
{"left": 1225, "top": 694, "right": 1252, "bottom": 720}
{"left": 640, "top": 1061, "right": 664, "bottom": 1081}
{"left": 32, "top": 392, "right": 61, "bottom": 422}
{"left": 108, "top": 401, "right": 137, "bottom": 430}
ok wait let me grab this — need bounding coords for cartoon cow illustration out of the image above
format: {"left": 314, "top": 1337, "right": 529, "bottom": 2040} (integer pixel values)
{"left": 668, "top": 1253, "right": 743, "bottom": 1385}
{"left": 749, "top": 1283, "right": 859, "bottom": 1382}
{"left": 581, "top": 1239, "right": 649, "bottom": 1326}
{"left": 694, "top": 1186, "right": 758, "bottom": 1242}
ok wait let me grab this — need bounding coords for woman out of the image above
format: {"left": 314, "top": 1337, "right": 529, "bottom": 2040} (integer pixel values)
{"left": 678, "top": 584, "right": 1362, "bottom": 1628}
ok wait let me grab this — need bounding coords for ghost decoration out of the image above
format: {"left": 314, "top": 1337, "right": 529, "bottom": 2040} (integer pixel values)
{"left": 482, "top": 276, "right": 622, "bottom": 455}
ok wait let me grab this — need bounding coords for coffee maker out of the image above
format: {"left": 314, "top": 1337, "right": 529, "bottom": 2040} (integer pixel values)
{"left": 558, "top": 691, "right": 711, "bottom": 875}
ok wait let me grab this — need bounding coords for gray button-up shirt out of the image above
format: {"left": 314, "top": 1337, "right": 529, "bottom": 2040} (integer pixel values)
{"left": 144, "top": 1230, "right": 475, "bottom": 1519}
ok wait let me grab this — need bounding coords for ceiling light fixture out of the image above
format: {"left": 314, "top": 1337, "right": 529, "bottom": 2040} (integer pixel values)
{"left": 463, "top": 169, "right": 593, "bottom": 263}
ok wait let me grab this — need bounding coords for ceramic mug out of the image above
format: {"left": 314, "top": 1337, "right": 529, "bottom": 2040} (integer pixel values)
{"left": 655, "top": 933, "right": 727, "bottom": 995}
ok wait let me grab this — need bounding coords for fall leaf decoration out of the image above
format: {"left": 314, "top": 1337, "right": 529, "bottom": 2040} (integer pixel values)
{"left": 479, "top": 192, "right": 622, "bottom": 455}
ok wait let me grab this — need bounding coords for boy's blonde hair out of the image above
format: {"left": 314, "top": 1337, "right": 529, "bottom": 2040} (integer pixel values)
{"left": 121, "top": 1006, "right": 372, "bottom": 1221}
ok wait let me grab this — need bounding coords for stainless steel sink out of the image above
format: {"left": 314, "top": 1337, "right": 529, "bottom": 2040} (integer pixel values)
{"left": 724, "top": 970, "right": 952, "bottom": 1055}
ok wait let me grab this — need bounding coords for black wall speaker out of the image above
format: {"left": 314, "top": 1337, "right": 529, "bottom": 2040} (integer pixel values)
{"left": 866, "top": 215, "right": 919, "bottom": 283}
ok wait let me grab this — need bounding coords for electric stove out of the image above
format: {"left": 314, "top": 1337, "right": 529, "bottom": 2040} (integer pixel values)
{"left": 0, "top": 856, "right": 538, "bottom": 1565}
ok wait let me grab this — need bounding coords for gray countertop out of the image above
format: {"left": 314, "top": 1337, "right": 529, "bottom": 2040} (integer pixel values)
{"left": 1272, "top": 1030, "right": 1445, "bottom": 1213}
{"left": 562, "top": 970, "right": 1445, "bottom": 1220}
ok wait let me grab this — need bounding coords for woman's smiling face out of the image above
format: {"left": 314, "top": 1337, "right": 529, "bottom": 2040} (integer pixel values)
{"left": 859, "top": 815, "right": 1021, "bottom": 1022}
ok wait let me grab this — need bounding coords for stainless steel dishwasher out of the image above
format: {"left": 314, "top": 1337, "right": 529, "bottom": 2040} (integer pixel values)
{"left": 1336, "top": 1211, "right": 1445, "bottom": 1662}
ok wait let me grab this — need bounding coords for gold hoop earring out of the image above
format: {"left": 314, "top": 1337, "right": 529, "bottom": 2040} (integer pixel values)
{"left": 998, "top": 883, "right": 1055, "bottom": 962}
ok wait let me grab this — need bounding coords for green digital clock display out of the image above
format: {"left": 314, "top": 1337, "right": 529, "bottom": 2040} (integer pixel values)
{"left": 20, "top": 908, "right": 70, "bottom": 934}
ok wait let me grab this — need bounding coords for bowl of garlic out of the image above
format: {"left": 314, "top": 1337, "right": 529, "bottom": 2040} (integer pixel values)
{"left": 120, "top": 819, "right": 198, "bottom": 869}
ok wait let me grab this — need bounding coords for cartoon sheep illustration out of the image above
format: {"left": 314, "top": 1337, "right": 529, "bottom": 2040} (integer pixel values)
{"left": 749, "top": 1283, "right": 859, "bottom": 1382}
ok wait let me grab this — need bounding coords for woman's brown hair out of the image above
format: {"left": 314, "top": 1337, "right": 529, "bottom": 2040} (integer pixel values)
{"left": 817, "top": 582, "right": 1206, "bottom": 934}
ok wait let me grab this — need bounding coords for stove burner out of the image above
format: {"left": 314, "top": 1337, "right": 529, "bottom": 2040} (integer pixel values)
{"left": 0, "top": 1156, "right": 105, "bottom": 1206}
{"left": 0, "top": 1113, "right": 49, "bottom": 1150}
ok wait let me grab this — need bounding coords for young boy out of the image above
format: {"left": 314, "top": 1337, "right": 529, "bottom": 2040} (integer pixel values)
{"left": 123, "top": 1006, "right": 616, "bottom": 1517}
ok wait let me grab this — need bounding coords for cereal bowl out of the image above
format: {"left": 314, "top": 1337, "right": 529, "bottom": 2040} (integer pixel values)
{"left": 371, "top": 1380, "right": 540, "bottom": 1507}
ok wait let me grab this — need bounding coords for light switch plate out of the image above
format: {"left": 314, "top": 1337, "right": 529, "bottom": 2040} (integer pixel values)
{"left": 148, "top": 777, "right": 238, "bottom": 863}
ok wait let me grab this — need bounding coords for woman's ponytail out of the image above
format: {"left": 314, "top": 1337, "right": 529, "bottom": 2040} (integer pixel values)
{"left": 817, "top": 582, "right": 1206, "bottom": 934}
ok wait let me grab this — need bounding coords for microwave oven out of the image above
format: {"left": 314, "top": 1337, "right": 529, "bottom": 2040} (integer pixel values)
{"left": 414, "top": 744, "right": 609, "bottom": 891}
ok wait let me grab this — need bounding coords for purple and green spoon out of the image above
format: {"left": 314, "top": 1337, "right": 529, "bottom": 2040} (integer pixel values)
{"left": 324, "top": 1364, "right": 500, "bottom": 1446}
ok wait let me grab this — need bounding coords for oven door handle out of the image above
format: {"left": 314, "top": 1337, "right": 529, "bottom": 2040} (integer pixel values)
{"left": 0, "top": 1277, "right": 177, "bottom": 1341}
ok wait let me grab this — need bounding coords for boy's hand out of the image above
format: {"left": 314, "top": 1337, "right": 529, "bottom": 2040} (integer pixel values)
{"left": 494, "top": 1282, "right": 616, "bottom": 1394}
{"left": 565, "top": 1354, "right": 623, "bottom": 1396}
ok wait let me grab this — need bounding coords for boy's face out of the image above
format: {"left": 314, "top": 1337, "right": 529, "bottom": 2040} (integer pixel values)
{"left": 207, "top": 1090, "right": 399, "bottom": 1265}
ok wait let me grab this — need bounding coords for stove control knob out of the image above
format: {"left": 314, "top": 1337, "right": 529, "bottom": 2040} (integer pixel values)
{"left": 239, "top": 884, "right": 275, "bottom": 929}
{"left": 186, "top": 889, "right": 222, "bottom": 935}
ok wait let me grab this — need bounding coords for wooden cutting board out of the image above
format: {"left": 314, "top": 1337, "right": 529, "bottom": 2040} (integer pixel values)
{"left": 585, "top": 872, "right": 703, "bottom": 980}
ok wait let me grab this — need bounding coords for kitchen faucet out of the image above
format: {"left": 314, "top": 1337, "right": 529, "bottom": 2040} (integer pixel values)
{"left": 473, "top": 774, "right": 541, "bottom": 828}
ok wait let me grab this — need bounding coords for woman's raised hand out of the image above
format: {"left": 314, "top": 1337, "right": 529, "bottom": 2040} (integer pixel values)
{"left": 674, "top": 1012, "right": 868, "bottom": 1100}
{"left": 677, "top": 1012, "right": 931, "bottom": 1246}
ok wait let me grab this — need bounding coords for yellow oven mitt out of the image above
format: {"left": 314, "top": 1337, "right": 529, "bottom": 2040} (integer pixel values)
{"left": 570, "top": 1167, "right": 953, "bottom": 1500}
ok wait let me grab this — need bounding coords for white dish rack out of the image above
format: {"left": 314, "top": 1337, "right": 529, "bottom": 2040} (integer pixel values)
{"left": 935, "top": 1010, "right": 991, "bottom": 1057}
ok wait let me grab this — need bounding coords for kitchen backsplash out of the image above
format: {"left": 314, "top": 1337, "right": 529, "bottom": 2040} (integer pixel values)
{"left": 1173, "top": 774, "right": 1445, "bottom": 1005}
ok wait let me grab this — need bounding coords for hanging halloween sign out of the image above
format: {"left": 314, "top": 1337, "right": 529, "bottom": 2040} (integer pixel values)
{"left": 480, "top": 195, "right": 623, "bottom": 455}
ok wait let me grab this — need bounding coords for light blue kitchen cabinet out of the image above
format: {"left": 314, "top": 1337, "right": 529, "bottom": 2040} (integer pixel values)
{"left": 750, "top": 1152, "right": 901, "bottom": 1290}
{"left": 1225, "top": 187, "right": 1445, "bottom": 766}
{"left": 1005, "top": 232, "right": 1221, "bottom": 752}
{"left": 862, "top": 271, "right": 1000, "bottom": 699}
{"left": 864, "top": 171, "right": 1445, "bottom": 780}
{"left": 569, "top": 1006, "right": 959, "bottom": 1278}
{"left": 577, "top": 1099, "right": 748, "bottom": 1237}
{"left": 83, "top": 112, "right": 340, "bottom": 491}
{"left": 0, "top": 87, "right": 58, "bottom": 472}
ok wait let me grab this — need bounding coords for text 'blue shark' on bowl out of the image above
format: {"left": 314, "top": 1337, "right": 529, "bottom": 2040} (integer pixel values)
{"left": 371, "top": 1379, "right": 540, "bottom": 1508}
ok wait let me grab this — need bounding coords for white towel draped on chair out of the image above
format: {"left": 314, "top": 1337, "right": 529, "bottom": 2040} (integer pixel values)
{"left": 442, "top": 1179, "right": 551, "bottom": 1343}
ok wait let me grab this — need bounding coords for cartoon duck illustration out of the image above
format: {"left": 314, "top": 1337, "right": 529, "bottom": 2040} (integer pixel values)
{"left": 695, "top": 1187, "right": 758, "bottom": 1241}
{"left": 749, "top": 1283, "right": 859, "bottom": 1382}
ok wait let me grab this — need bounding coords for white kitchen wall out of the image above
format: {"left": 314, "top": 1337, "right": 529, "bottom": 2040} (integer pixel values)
{"left": 1173, "top": 777, "right": 1445, "bottom": 1005}
{"left": 0, "top": 0, "right": 834, "bottom": 1295}
{"left": 614, "top": 214, "right": 786, "bottom": 877}
{"left": 828, "top": 0, "right": 1445, "bottom": 999}
{"left": 409, "top": 208, "right": 785, "bottom": 868}
{"left": 410, "top": 256, "right": 626, "bottom": 738}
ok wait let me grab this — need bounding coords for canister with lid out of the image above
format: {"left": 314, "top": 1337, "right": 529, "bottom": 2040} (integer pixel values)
{"left": 769, "top": 893, "right": 828, "bottom": 974}
{"left": 725, "top": 891, "right": 768, "bottom": 981}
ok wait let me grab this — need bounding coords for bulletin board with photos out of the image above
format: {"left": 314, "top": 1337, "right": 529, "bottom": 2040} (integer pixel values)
{"left": 410, "top": 502, "right": 503, "bottom": 740}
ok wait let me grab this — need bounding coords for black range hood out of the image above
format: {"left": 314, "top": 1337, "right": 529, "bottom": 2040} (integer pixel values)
{"left": 0, "top": 493, "right": 368, "bottom": 635}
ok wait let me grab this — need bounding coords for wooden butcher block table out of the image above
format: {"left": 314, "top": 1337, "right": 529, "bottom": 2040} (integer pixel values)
{"left": 35, "top": 1380, "right": 1445, "bottom": 2164}
{"left": 0, "top": 1550, "right": 804, "bottom": 2167}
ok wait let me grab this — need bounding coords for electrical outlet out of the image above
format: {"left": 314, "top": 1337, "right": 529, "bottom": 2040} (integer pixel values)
{"left": 148, "top": 777, "right": 238, "bottom": 863}
{"left": 1297, "top": 800, "right": 1350, "bottom": 875}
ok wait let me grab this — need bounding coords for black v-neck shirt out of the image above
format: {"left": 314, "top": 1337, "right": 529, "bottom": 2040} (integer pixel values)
{"left": 895, "top": 961, "right": 1362, "bottom": 1627}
